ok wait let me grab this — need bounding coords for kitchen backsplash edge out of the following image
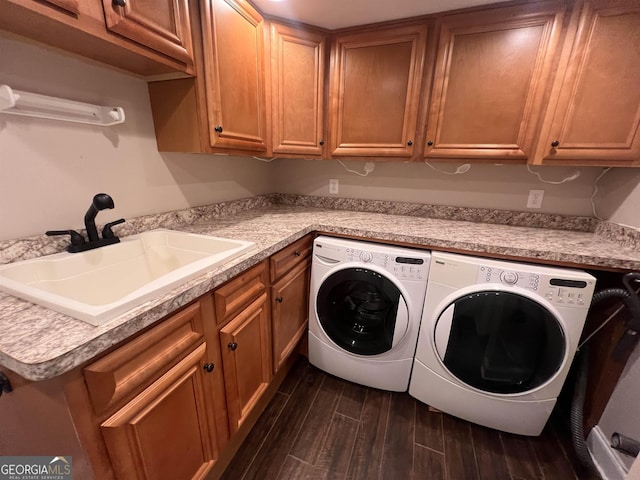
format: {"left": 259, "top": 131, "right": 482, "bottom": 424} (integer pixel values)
{"left": 1, "top": 193, "right": 637, "bottom": 265}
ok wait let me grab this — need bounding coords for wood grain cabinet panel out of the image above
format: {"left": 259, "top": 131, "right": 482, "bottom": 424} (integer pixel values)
{"left": 0, "top": 0, "right": 195, "bottom": 75}
{"left": 424, "top": 1, "right": 566, "bottom": 161}
{"left": 219, "top": 292, "right": 272, "bottom": 434}
{"left": 270, "top": 22, "right": 326, "bottom": 156}
{"left": 214, "top": 261, "right": 268, "bottom": 325}
{"left": 102, "top": 0, "right": 194, "bottom": 71}
{"left": 534, "top": 0, "right": 640, "bottom": 166}
{"left": 43, "top": 0, "right": 79, "bottom": 14}
{"left": 329, "top": 24, "right": 428, "bottom": 157}
{"left": 201, "top": 0, "right": 267, "bottom": 151}
{"left": 101, "top": 343, "right": 218, "bottom": 480}
{"left": 269, "top": 235, "right": 313, "bottom": 282}
{"left": 84, "top": 300, "right": 207, "bottom": 415}
{"left": 271, "top": 260, "right": 310, "bottom": 373}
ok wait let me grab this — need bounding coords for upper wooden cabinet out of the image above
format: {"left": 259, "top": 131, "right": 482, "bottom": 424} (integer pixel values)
{"left": 328, "top": 24, "right": 428, "bottom": 158}
{"left": 423, "top": 1, "right": 567, "bottom": 162}
{"left": 533, "top": 0, "right": 640, "bottom": 166}
{"left": 201, "top": 0, "right": 268, "bottom": 152}
{"left": 270, "top": 22, "right": 327, "bottom": 156}
{"left": 101, "top": 0, "right": 194, "bottom": 70}
{"left": 0, "top": 0, "right": 195, "bottom": 75}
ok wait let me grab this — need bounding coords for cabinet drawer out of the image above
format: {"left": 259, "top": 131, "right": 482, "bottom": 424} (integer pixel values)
{"left": 270, "top": 235, "right": 313, "bottom": 282}
{"left": 214, "top": 261, "right": 268, "bottom": 325}
{"left": 84, "top": 297, "right": 211, "bottom": 415}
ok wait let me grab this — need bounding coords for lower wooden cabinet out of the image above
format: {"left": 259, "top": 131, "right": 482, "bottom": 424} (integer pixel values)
{"left": 100, "top": 343, "right": 217, "bottom": 480}
{"left": 82, "top": 295, "right": 226, "bottom": 480}
{"left": 271, "top": 259, "right": 311, "bottom": 373}
{"left": 269, "top": 235, "right": 312, "bottom": 373}
{"left": 219, "top": 292, "right": 272, "bottom": 434}
{"left": 6, "top": 247, "right": 310, "bottom": 480}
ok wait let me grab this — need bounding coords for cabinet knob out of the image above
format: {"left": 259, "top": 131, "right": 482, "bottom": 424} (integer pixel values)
{"left": 112, "top": 0, "right": 126, "bottom": 6}
{"left": 319, "top": 140, "right": 324, "bottom": 146}
{"left": 228, "top": 342, "right": 238, "bottom": 351}
{"left": 214, "top": 125, "right": 223, "bottom": 133}
{"left": 551, "top": 140, "right": 560, "bottom": 147}
{"left": 427, "top": 140, "right": 434, "bottom": 147}
{"left": 294, "top": 250, "right": 301, "bottom": 257}
{"left": 203, "top": 363, "right": 215, "bottom": 373}
{"left": 275, "top": 296, "right": 283, "bottom": 303}
{"left": 407, "top": 140, "right": 413, "bottom": 146}
{"left": 0, "top": 372, "right": 13, "bottom": 397}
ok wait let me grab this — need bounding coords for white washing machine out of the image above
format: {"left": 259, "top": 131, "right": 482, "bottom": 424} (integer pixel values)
{"left": 409, "top": 251, "right": 596, "bottom": 436}
{"left": 309, "top": 236, "right": 431, "bottom": 392}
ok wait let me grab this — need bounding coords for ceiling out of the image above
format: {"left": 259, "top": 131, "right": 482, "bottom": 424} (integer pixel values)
{"left": 250, "top": 0, "right": 504, "bottom": 30}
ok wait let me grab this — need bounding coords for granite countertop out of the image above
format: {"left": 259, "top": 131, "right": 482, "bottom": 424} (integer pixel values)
{"left": 2, "top": 200, "right": 640, "bottom": 382}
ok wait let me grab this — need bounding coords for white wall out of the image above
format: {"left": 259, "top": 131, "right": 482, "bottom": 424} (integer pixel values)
{"left": 272, "top": 158, "right": 606, "bottom": 216}
{"left": 596, "top": 344, "right": 640, "bottom": 472}
{"left": 0, "top": 34, "right": 273, "bottom": 241}
{"left": 598, "top": 168, "right": 640, "bottom": 228}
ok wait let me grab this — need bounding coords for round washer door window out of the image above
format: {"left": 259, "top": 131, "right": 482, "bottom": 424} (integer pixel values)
{"left": 317, "top": 267, "right": 407, "bottom": 355}
{"left": 434, "top": 291, "right": 566, "bottom": 394}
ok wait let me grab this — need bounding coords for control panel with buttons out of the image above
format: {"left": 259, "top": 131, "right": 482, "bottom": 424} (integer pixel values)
{"left": 476, "top": 264, "right": 591, "bottom": 307}
{"left": 342, "top": 247, "right": 428, "bottom": 281}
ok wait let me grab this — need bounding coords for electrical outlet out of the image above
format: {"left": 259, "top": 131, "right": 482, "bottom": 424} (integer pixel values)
{"left": 527, "top": 189, "right": 544, "bottom": 209}
{"left": 329, "top": 178, "right": 339, "bottom": 195}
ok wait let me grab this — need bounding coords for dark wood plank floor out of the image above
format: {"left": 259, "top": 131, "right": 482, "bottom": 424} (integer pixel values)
{"left": 221, "top": 358, "right": 589, "bottom": 480}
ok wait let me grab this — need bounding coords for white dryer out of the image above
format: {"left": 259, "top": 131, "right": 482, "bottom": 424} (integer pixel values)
{"left": 309, "top": 236, "right": 430, "bottom": 392}
{"left": 409, "top": 251, "right": 596, "bottom": 436}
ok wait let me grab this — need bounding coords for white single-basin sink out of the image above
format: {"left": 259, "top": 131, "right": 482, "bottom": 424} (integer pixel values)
{"left": 0, "top": 229, "right": 255, "bottom": 326}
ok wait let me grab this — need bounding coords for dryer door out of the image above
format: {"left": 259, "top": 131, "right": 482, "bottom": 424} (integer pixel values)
{"left": 434, "top": 290, "right": 565, "bottom": 394}
{"left": 316, "top": 267, "right": 408, "bottom": 355}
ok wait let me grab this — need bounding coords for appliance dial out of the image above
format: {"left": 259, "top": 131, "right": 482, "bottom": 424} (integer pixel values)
{"left": 500, "top": 271, "right": 518, "bottom": 285}
{"left": 360, "top": 251, "right": 373, "bottom": 263}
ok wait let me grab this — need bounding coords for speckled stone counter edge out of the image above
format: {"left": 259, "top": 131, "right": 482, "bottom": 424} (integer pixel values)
{"left": 596, "top": 221, "right": 640, "bottom": 250}
{"left": 272, "top": 194, "right": 600, "bottom": 233}
{"left": 3, "top": 192, "right": 630, "bottom": 265}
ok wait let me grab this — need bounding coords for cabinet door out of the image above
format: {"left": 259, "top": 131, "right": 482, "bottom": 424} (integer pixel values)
{"left": 102, "top": 0, "right": 194, "bottom": 70}
{"left": 424, "top": 2, "right": 566, "bottom": 161}
{"left": 219, "top": 292, "right": 272, "bottom": 434}
{"left": 101, "top": 343, "right": 218, "bottom": 480}
{"left": 329, "top": 24, "right": 428, "bottom": 157}
{"left": 271, "top": 22, "right": 326, "bottom": 156}
{"left": 271, "top": 260, "right": 311, "bottom": 373}
{"left": 534, "top": 0, "right": 640, "bottom": 166}
{"left": 202, "top": 0, "right": 267, "bottom": 151}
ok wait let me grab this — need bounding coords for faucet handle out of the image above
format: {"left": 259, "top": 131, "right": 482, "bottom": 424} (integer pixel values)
{"left": 46, "top": 230, "right": 86, "bottom": 246}
{"left": 102, "top": 218, "right": 125, "bottom": 239}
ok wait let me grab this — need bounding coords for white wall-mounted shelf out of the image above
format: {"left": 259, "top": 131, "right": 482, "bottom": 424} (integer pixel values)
{"left": 0, "top": 85, "right": 125, "bottom": 126}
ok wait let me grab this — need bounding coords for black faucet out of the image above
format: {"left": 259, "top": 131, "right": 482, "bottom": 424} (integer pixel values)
{"left": 46, "top": 193, "right": 125, "bottom": 253}
{"left": 85, "top": 193, "right": 114, "bottom": 242}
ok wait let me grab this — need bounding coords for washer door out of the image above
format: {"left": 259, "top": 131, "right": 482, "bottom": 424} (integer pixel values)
{"left": 317, "top": 267, "right": 408, "bottom": 355}
{"left": 434, "top": 290, "right": 565, "bottom": 394}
